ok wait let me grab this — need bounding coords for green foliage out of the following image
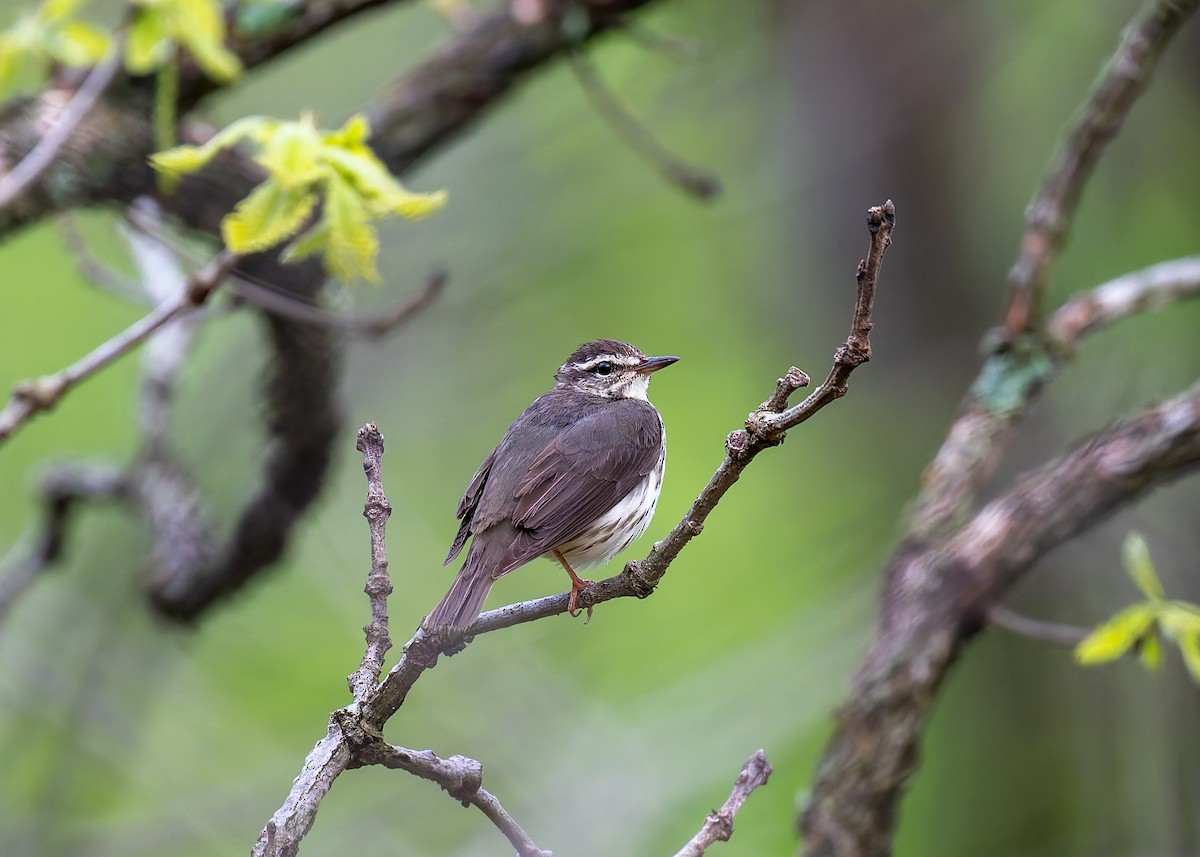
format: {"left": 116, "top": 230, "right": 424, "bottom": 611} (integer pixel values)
{"left": 1075, "top": 533, "right": 1200, "bottom": 683}
{"left": 126, "top": 0, "right": 241, "bottom": 83}
{"left": 0, "top": 0, "right": 111, "bottom": 99}
{"left": 151, "top": 113, "right": 448, "bottom": 282}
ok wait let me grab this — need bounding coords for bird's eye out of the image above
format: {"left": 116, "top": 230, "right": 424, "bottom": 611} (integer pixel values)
{"left": 594, "top": 361, "right": 614, "bottom": 376}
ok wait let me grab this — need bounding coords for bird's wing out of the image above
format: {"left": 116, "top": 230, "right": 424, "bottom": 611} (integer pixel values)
{"left": 444, "top": 445, "right": 497, "bottom": 565}
{"left": 493, "top": 401, "right": 663, "bottom": 576}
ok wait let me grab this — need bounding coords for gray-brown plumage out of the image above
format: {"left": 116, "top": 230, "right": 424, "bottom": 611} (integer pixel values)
{"left": 426, "top": 340, "right": 677, "bottom": 630}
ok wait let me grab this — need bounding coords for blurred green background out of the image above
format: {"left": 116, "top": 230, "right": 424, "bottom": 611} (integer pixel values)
{"left": 2, "top": 1, "right": 1200, "bottom": 855}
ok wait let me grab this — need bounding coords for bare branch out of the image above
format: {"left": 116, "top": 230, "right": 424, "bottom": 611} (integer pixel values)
{"left": 0, "top": 465, "right": 127, "bottom": 623}
{"left": 0, "top": 251, "right": 236, "bottom": 445}
{"left": 347, "top": 423, "right": 394, "bottom": 703}
{"left": 1047, "top": 255, "right": 1200, "bottom": 349}
{"left": 912, "top": 0, "right": 1199, "bottom": 541}
{"left": 253, "top": 723, "right": 353, "bottom": 857}
{"left": 749, "top": 200, "right": 892, "bottom": 436}
{"left": 0, "top": 49, "right": 122, "bottom": 212}
{"left": 366, "top": 201, "right": 893, "bottom": 723}
{"left": 988, "top": 605, "right": 1089, "bottom": 648}
{"left": 1002, "top": 0, "right": 1199, "bottom": 338}
{"left": 673, "top": 750, "right": 773, "bottom": 857}
{"left": 228, "top": 268, "right": 446, "bottom": 336}
{"left": 259, "top": 202, "right": 892, "bottom": 850}
{"left": 352, "top": 744, "right": 551, "bottom": 857}
{"left": 567, "top": 49, "right": 721, "bottom": 199}
{"left": 802, "top": 381, "right": 1200, "bottom": 856}
{"left": 57, "top": 214, "right": 145, "bottom": 300}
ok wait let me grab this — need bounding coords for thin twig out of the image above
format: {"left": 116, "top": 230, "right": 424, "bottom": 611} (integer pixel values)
{"left": 750, "top": 200, "right": 892, "bottom": 436}
{"left": 348, "top": 423, "right": 394, "bottom": 702}
{"left": 618, "top": 20, "right": 704, "bottom": 61}
{"left": 567, "top": 49, "right": 721, "bottom": 200}
{"left": 366, "top": 201, "right": 893, "bottom": 721}
{"left": 229, "top": 268, "right": 447, "bottom": 336}
{"left": 911, "top": 0, "right": 1198, "bottom": 542}
{"left": 57, "top": 214, "right": 145, "bottom": 300}
{"left": 0, "top": 49, "right": 122, "bottom": 211}
{"left": 1047, "top": 255, "right": 1200, "bottom": 349}
{"left": 0, "top": 251, "right": 237, "bottom": 444}
{"left": 0, "top": 466, "right": 127, "bottom": 623}
{"left": 257, "top": 201, "right": 893, "bottom": 852}
{"left": 988, "top": 605, "right": 1089, "bottom": 648}
{"left": 1002, "top": 0, "right": 1199, "bottom": 338}
{"left": 352, "top": 743, "right": 551, "bottom": 857}
{"left": 673, "top": 750, "right": 773, "bottom": 857}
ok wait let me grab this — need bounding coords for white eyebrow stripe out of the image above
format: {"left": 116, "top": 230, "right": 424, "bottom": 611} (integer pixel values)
{"left": 574, "top": 356, "right": 638, "bottom": 371}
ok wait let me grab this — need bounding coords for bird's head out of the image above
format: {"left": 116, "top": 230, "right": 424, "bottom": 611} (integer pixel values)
{"left": 555, "top": 339, "right": 679, "bottom": 400}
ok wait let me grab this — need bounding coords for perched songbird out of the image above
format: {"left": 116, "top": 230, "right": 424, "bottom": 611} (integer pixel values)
{"left": 426, "top": 339, "right": 678, "bottom": 630}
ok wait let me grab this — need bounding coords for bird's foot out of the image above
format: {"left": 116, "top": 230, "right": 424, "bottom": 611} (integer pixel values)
{"left": 567, "top": 577, "right": 595, "bottom": 623}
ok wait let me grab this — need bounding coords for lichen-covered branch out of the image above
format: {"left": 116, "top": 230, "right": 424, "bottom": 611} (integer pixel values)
{"left": 801, "top": 384, "right": 1200, "bottom": 856}
{"left": 910, "top": 0, "right": 1198, "bottom": 542}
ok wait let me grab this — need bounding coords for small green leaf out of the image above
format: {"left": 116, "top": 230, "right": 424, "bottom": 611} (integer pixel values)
{"left": 1159, "top": 603, "right": 1200, "bottom": 641}
{"left": 0, "top": 36, "right": 28, "bottom": 98}
{"left": 320, "top": 173, "right": 379, "bottom": 282}
{"left": 1138, "top": 633, "right": 1163, "bottom": 671}
{"left": 1123, "top": 533, "right": 1164, "bottom": 601}
{"left": 254, "top": 122, "right": 324, "bottom": 189}
{"left": 150, "top": 116, "right": 274, "bottom": 175}
{"left": 126, "top": 8, "right": 170, "bottom": 74}
{"left": 175, "top": 0, "right": 241, "bottom": 81}
{"left": 1075, "top": 604, "right": 1156, "bottom": 665}
{"left": 1179, "top": 633, "right": 1200, "bottom": 685}
{"left": 46, "top": 19, "right": 110, "bottom": 66}
{"left": 221, "top": 178, "right": 317, "bottom": 253}
{"left": 41, "top": 0, "right": 86, "bottom": 24}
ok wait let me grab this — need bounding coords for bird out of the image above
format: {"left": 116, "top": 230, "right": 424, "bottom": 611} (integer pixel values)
{"left": 425, "top": 339, "right": 678, "bottom": 631}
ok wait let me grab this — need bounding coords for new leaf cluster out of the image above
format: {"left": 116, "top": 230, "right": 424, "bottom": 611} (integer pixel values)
{"left": 151, "top": 113, "right": 448, "bottom": 282}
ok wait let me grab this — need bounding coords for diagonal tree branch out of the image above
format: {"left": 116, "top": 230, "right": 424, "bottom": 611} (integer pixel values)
{"left": 0, "top": 250, "right": 236, "bottom": 444}
{"left": 910, "top": 0, "right": 1198, "bottom": 542}
{"left": 1046, "top": 255, "right": 1200, "bottom": 349}
{"left": 1002, "top": 0, "right": 1200, "bottom": 339}
{"left": 256, "top": 201, "right": 893, "bottom": 851}
{"left": 802, "top": 383, "right": 1200, "bottom": 856}
{"left": 673, "top": 750, "right": 773, "bottom": 857}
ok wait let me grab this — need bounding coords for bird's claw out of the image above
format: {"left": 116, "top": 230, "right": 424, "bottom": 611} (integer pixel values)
{"left": 567, "top": 579, "right": 595, "bottom": 623}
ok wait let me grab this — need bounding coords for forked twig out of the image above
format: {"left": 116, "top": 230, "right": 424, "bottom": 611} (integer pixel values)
{"left": 0, "top": 251, "right": 236, "bottom": 444}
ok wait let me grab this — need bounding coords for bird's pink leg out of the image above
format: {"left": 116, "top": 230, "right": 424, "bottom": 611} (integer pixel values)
{"left": 552, "top": 549, "right": 594, "bottom": 622}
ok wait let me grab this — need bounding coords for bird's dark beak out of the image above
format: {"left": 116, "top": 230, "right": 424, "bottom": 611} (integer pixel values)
{"left": 637, "top": 355, "right": 680, "bottom": 374}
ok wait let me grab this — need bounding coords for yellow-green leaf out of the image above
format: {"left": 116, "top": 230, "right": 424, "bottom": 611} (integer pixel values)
{"left": 1180, "top": 633, "right": 1200, "bottom": 684}
{"left": 0, "top": 36, "right": 28, "bottom": 98}
{"left": 47, "top": 20, "right": 111, "bottom": 67}
{"left": 321, "top": 174, "right": 379, "bottom": 282}
{"left": 322, "top": 113, "right": 370, "bottom": 150}
{"left": 1074, "top": 604, "right": 1156, "bottom": 665}
{"left": 150, "top": 116, "right": 275, "bottom": 176}
{"left": 221, "top": 179, "right": 316, "bottom": 253}
{"left": 179, "top": 26, "right": 241, "bottom": 82}
{"left": 1123, "top": 533, "right": 1163, "bottom": 601}
{"left": 1138, "top": 633, "right": 1162, "bottom": 671}
{"left": 126, "top": 9, "right": 170, "bottom": 74}
{"left": 1159, "top": 603, "right": 1200, "bottom": 641}
{"left": 176, "top": 0, "right": 241, "bottom": 81}
{"left": 380, "top": 186, "right": 447, "bottom": 219}
{"left": 150, "top": 142, "right": 213, "bottom": 174}
{"left": 255, "top": 122, "right": 324, "bottom": 189}
{"left": 279, "top": 221, "right": 327, "bottom": 265}
{"left": 41, "top": 0, "right": 86, "bottom": 24}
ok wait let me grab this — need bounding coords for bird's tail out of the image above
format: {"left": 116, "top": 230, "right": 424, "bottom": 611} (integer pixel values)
{"left": 425, "top": 554, "right": 495, "bottom": 631}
